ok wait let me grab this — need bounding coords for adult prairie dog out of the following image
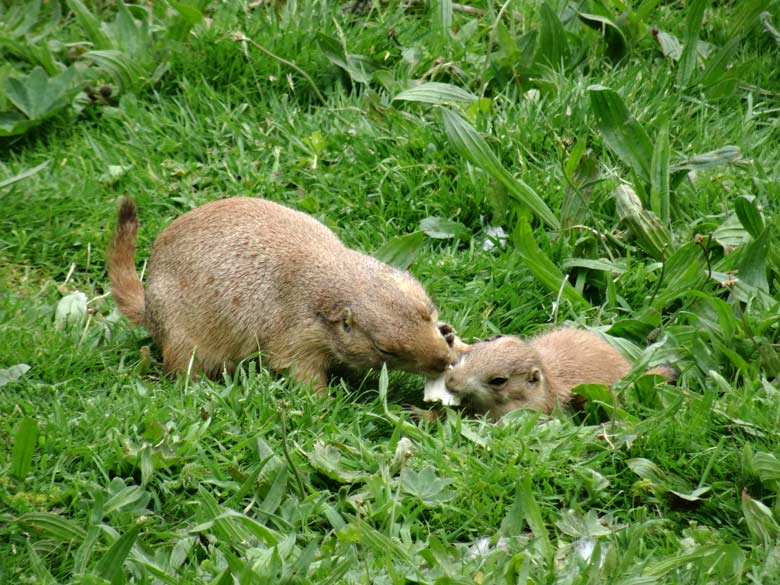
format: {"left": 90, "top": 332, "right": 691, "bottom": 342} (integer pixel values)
{"left": 107, "top": 197, "right": 452, "bottom": 385}
{"left": 442, "top": 328, "right": 677, "bottom": 419}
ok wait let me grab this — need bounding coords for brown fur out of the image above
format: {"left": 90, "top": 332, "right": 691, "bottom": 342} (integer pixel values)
{"left": 107, "top": 197, "right": 451, "bottom": 384}
{"left": 444, "top": 328, "right": 678, "bottom": 419}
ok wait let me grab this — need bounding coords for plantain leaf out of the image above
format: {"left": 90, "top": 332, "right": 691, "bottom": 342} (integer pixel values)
{"left": 66, "top": 0, "right": 113, "bottom": 50}
{"left": 737, "top": 227, "right": 770, "bottom": 292}
{"left": 435, "top": 0, "right": 452, "bottom": 34}
{"left": 615, "top": 184, "right": 672, "bottom": 260}
{"left": 577, "top": 12, "right": 628, "bottom": 61}
{"left": 676, "top": 0, "right": 707, "bottom": 88}
{"left": 393, "top": 82, "right": 478, "bottom": 105}
{"left": 96, "top": 524, "right": 141, "bottom": 582}
{"left": 535, "top": 2, "right": 570, "bottom": 68}
{"left": 742, "top": 489, "right": 780, "bottom": 548}
{"left": 83, "top": 49, "right": 144, "bottom": 93}
{"left": 650, "top": 122, "right": 671, "bottom": 225}
{"left": 17, "top": 512, "right": 87, "bottom": 541}
{"left": 374, "top": 231, "right": 425, "bottom": 270}
{"left": 512, "top": 217, "right": 589, "bottom": 308}
{"left": 735, "top": 196, "right": 764, "bottom": 239}
{"left": 588, "top": 85, "right": 653, "bottom": 185}
{"left": 317, "top": 33, "right": 373, "bottom": 84}
{"left": 441, "top": 108, "right": 559, "bottom": 229}
{"left": 419, "top": 216, "right": 468, "bottom": 239}
{"left": 12, "top": 416, "right": 39, "bottom": 480}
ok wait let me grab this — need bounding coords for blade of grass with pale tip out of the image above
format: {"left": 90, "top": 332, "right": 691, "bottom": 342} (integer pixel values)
{"left": 0, "top": 161, "right": 49, "bottom": 192}
{"left": 12, "top": 416, "right": 39, "bottom": 480}
{"left": 441, "top": 108, "right": 559, "bottom": 229}
{"left": 650, "top": 122, "right": 671, "bottom": 225}
{"left": 588, "top": 85, "right": 653, "bottom": 185}
{"left": 676, "top": 0, "right": 707, "bottom": 88}
{"left": 393, "top": 82, "right": 478, "bottom": 105}
{"left": 512, "top": 217, "right": 589, "bottom": 308}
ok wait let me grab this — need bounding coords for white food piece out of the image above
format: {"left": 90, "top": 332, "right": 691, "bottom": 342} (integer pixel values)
{"left": 424, "top": 373, "right": 461, "bottom": 406}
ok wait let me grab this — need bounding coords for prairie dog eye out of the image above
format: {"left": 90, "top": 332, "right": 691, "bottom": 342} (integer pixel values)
{"left": 488, "top": 376, "right": 508, "bottom": 388}
{"left": 373, "top": 343, "right": 397, "bottom": 359}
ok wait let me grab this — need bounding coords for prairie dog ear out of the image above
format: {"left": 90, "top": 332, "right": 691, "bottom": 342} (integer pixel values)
{"left": 320, "top": 303, "right": 353, "bottom": 325}
{"left": 527, "top": 368, "right": 541, "bottom": 384}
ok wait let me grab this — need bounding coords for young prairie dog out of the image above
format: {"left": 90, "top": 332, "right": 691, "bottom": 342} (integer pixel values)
{"left": 107, "top": 197, "right": 452, "bottom": 386}
{"left": 441, "top": 328, "right": 678, "bottom": 420}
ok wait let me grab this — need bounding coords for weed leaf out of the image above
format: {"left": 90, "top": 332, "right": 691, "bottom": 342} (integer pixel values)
{"left": 95, "top": 524, "right": 141, "bottom": 582}
{"left": 615, "top": 184, "right": 672, "bottom": 260}
{"left": 399, "top": 465, "right": 454, "bottom": 505}
{"left": 588, "top": 85, "right": 653, "bottom": 184}
{"left": 741, "top": 489, "right": 780, "bottom": 548}
{"left": 0, "top": 161, "right": 49, "bottom": 191}
{"left": 393, "top": 82, "right": 477, "bottom": 105}
{"left": 373, "top": 231, "right": 425, "bottom": 270}
{"left": 676, "top": 0, "right": 707, "bottom": 87}
{"left": 5, "top": 66, "right": 78, "bottom": 120}
{"left": 577, "top": 12, "right": 628, "bottom": 61}
{"left": 650, "top": 122, "right": 671, "bottom": 225}
{"left": 737, "top": 227, "right": 771, "bottom": 292}
{"left": 441, "top": 108, "right": 559, "bottom": 229}
{"left": 670, "top": 145, "right": 741, "bottom": 173}
{"left": 17, "top": 512, "right": 87, "bottom": 541}
{"left": 419, "top": 216, "right": 467, "bottom": 239}
{"left": 512, "top": 217, "right": 589, "bottom": 308}
{"left": 0, "top": 363, "right": 31, "bottom": 387}
{"left": 536, "top": 2, "right": 570, "bottom": 68}
{"left": 66, "top": 0, "right": 113, "bottom": 50}
{"left": 735, "top": 196, "right": 765, "bottom": 238}
{"left": 12, "top": 416, "right": 39, "bottom": 480}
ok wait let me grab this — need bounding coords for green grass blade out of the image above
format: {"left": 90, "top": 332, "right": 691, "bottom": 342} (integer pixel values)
{"left": 393, "top": 82, "right": 478, "bottom": 105}
{"left": 95, "top": 524, "right": 141, "bottom": 582}
{"left": 676, "top": 0, "right": 707, "bottom": 88}
{"left": 512, "top": 217, "right": 589, "bottom": 308}
{"left": 12, "top": 416, "right": 39, "bottom": 480}
{"left": 650, "top": 122, "right": 671, "bottom": 225}
{"left": 441, "top": 108, "right": 559, "bottom": 229}
{"left": 0, "top": 161, "right": 49, "bottom": 191}
{"left": 588, "top": 85, "right": 653, "bottom": 185}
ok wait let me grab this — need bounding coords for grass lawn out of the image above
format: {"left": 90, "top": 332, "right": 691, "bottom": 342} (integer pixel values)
{"left": 2, "top": 0, "right": 780, "bottom": 582}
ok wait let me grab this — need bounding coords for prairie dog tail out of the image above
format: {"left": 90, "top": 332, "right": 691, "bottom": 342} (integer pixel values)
{"left": 107, "top": 197, "right": 145, "bottom": 325}
{"left": 645, "top": 364, "right": 680, "bottom": 384}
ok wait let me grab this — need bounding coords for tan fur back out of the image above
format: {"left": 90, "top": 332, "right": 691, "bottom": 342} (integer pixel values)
{"left": 107, "top": 197, "right": 451, "bottom": 383}
{"left": 529, "top": 328, "right": 631, "bottom": 395}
